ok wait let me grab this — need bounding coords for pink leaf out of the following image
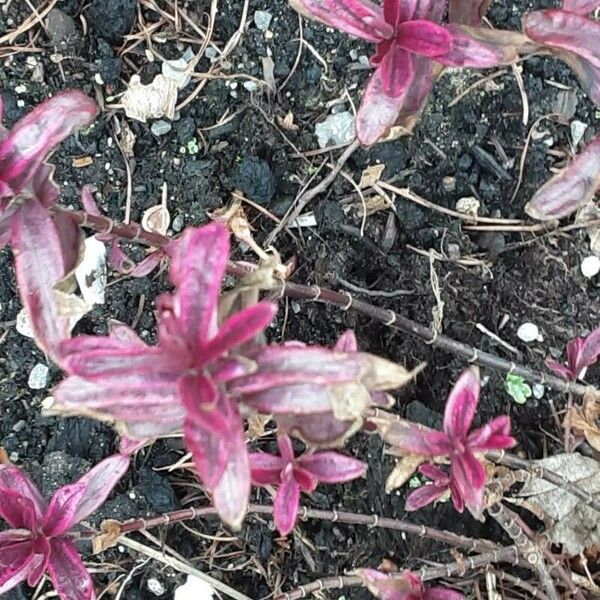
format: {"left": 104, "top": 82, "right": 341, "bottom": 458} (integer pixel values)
{"left": 277, "top": 433, "right": 296, "bottom": 463}
{"left": 201, "top": 302, "right": 276, "bottom": 365}
{"left": 451, "top": 451, "right": 485, "bottom": 514}
{"left": 66, "top": 454, "right": 130, "bottom": 526}
{"left": 443, "top": 368, "right": 480, "bottom": 442}
{"left": 26, "top": 538, "right": 50, "bottom": 587}
{"left": 384, "top": 0, "right": 419, "bottom": 25}
{"left": 449, "top": 0, "right": 492, "bottom": 25}
{"left": 580, "top": 326, "right": 600, "bottom": 370}
{"left": 373, "top": 417, "right": 453, "bottom": 456}
{"left": 59, "top": 336, "right": 184, "bottom": 380}
{"left": 545, "top": 358, "right": 574, "bottom": 380}
{"left": 183, "top": 389, "right": 232, "bottom": 489}
{"left": 0, "top": 465, "right": 47, "bottom": 519}
{"left": 43, "top": 482, "right": 88, "bottom": 536}
{"left": 0, "top": 90, "right": 96, "bottom": 194}
{"left": 249, "top": 453, "right": 283, "bottom": 485}
{"left": 356, "top": 57, "right": 411, "bottom": 145}
{"left": 237, "top": 382, "right": 341, "bottom": 415}
{"left": 291, "top": 0, "right": 393, "bottom": 43}
{"left": 562, "top": 0, "right": 600, "bottom": 14}
{"left": 438, "top": 25, "right": 530, "bottom": 67}
{"left": 405, "top": 482, "right": 448, "bottom": 511}
{"left": 53, "top": 375, "right": 184, "bottom": 433}
{"left": 395, "top": 20, "right": 452, "bottom": 57}
{"left": 210, "top": 421, "right": 250, "bottom": 530}
{"left": 334, "top": 329, "right": 358, "bottom": 352}
{"left": 0, "top": 545, "right": 38, "bottom": 595}
{"left": 0, "top": 490, "right": 38, "bottom": 531}
{"left": 523, "top": 10, "right": 600, "bottom": 104}
{"left": 168, "top": 223, "right": 229, "bottom": 345}
{"left": 425, "top": 588, "right": 465, "bottom": 600}
{"left": 298, "top": 451, "right": 366, "bottom": 483}
{"left": 0, "top": 529, "right": 34, "bottom": 546}
{"left": 525, "top": 133, "right": 600, "bottom": 220}
{"left": 47, "top": 538, "right": 95, "bottom": 600}
{"left": 468, "top": 416, "right": 516, "bottom": 451}
{"left": 379, "top": 44, "right": 414, "bottom": 98}
{"left": 11, "top": 197, "right": 74, "bottom": 360}
{"left": 273, "top": 468, "right": 300, "bottom": 536}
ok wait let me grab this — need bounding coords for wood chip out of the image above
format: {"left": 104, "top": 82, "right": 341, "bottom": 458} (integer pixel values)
{"left": 72, "top": 156, "right": 93, "bottom": 168}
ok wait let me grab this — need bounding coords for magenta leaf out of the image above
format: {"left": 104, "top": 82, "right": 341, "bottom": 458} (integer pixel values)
{"left": 47, "top": 538, "right": 95, "bottom": 600}
{"left": 298, "top": 452, "right": 367, "bottom": 483}
{"left": 276, "top": 411, "right": 360, "bottom": 448}
{"left": 0, "top": 456, "right": 127, "bottom": 599}
{"left": 525, "top": 132, "right": 600, "bottom": 220}
{"left": 546, "top": 325, "right": 600, "bottom": 380}
{"left": 250, "top": 435, "right": 365, "bottom": 535}
{"left": 0, "top": 466, "right": 47, "bottom": 519}
{"left": 395, "top": 20, "right": 452, "bottom": 57}
{"left": 0, "top": 90, "right": 96, "bottom": 198}
{"left": 291, "top": 0, "right": 393, "bottom": 43}
{"left": 168, "top": 223, "right": 229, "bottom": 345}
{"left": 42, "top": 483, "right": 88, "bottom": 537}
{"left": 274, "top": 469, "right": 301, "bottom": 536}
{"left": 438, "top": 25, "right": 530, "bottom": 67}
{"left": 11, "top": 197, "right": 78, "bottom": 360}
{"left": 443, "top": 368, "right": 479, "bottom": 441}
{"left": 523, "top": 10, "right": 600, "bottom": 105}
{"left": 374, "top": 368, "right": 515, "bottom": 516}
{"left": 562, "top": 0, "right": 600, "bottom": 14}
{"left": 335, "top": 329, "right": 358, "bottom": 352}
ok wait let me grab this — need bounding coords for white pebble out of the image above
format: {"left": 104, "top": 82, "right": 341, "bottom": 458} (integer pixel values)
{"left": 517, "top": 322, "right": 539, "bottom": 343}
{"left": 28, "top": 363, "right": 49, "bottom": 389}
{"left": 532, "top": 384, "right": 545, "bottom": 399}
{"left": 147, "top": 578, "right": 166, "bottom": 596}
{"left": 581, "top": 255, "right": 600, "bottom": 278}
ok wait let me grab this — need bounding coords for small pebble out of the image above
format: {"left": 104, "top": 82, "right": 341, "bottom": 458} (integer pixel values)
{"left": 12, "top": 420, "right": 26, "bottom": 433}
{"left": 517, "top": 322, "right": 539, "bottom": 343}
{"left": 315, "top": 111, "right": 355, "bottom": 148}
{"left": 532, "top": 384, "right": 545, "bottom": 400}
{"left": 581, "top": 255, "right": 600, "bottom": 278}
{"left": 172, "top": 214, "right": 184, "bottom": 232}
{"left": 28, "top": 363, "right": 49, "bottom": 389}
{"left": 205, "top": 47, "right": 218, "bottom": 59}
{"left": 570, "top": 120, "right": 588, "bottom": 147}
{"left": 151, "top": 120, "right": 172, "bottom": 136}
{"left": 243, "top": 80, "right": 259, "bottom": 92}
{"left": 254, "top": 10, "right": 273, "bottom": 31}
{"left": 147, "top": 578, "right": 166, "bottom": 596}
{"left": 455, "top": 196, "right": 480, "bottom": 217}
{"left": 447, "top": 243, "right": 460, "bottom": 260}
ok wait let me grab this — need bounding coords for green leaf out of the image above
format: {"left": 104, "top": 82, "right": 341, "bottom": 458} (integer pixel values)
{"left": 505, "top": 374, "right": 532, "bottom": 405}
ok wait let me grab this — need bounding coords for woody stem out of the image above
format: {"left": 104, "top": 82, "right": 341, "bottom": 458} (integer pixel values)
{"left": 100, "top": 503, "right": 501, "bottom": 554}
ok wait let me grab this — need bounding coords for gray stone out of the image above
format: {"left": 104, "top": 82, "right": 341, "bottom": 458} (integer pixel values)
{"left": 314, "top": 111, "right": 355, "bottom": 148}
{"left": 151, "top": 120, "right": 172, "bottom": 136}
{"left": 254, "top": 10, "right": 273, "bottom": 31}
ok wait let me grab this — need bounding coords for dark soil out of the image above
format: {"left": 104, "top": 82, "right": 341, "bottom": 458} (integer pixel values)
{"left": 1, "top": 0, "right": 599, "bottom": 598}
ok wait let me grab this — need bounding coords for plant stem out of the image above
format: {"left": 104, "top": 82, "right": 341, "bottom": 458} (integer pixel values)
{"left": 488, "top": 503, "right": 559, "bottom": 600}
{"left": 274, "top": 547, "right": 521, "bottom": 600}
{"left": 106, "top": 503, "right": 500, "bottom": 554}
{"left": 487, "top": 450, "right": 600, "bottom": 513}
{"left": 51, "top": 204, "right": 594, "bottom": 397}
